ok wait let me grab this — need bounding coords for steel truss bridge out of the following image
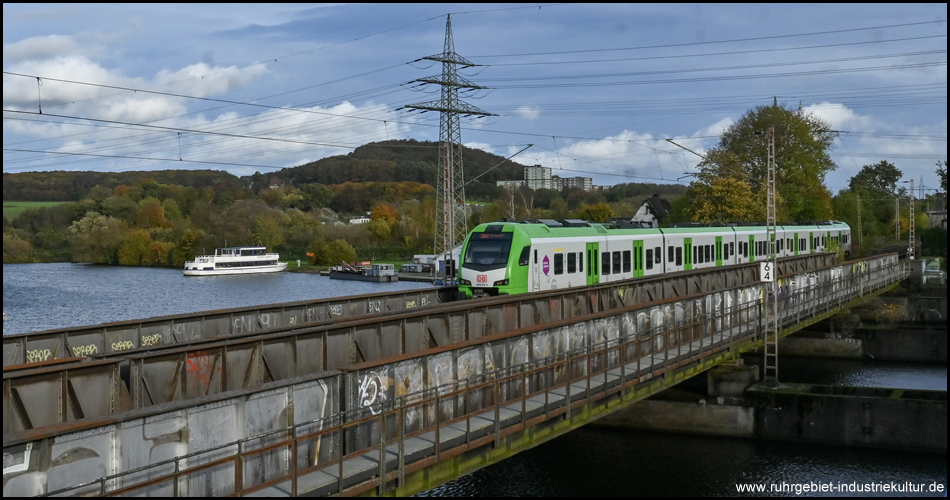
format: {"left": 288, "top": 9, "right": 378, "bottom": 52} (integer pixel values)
{"left": 2, "top": 253, "right": 906, "bottom": 496}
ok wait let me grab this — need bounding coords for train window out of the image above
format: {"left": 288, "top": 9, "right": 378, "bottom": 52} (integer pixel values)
{"left": 519, "top": 246, "right": 530, "bottom": 266}
{"left": 655, "top": 247, "right": 662, "bottom": 264}
{"left": 705, "top": 245, "right": 711, "bottom": 262}
{"left": 614, "top": 251, "right": 623, "bottom": 274}
{"left": 579, "top": 252, "right": 584, "bottom": 273}
{"left": 668, "top": 246, "right": 675, "bottom": 264}
{"left": 693, "top": 246, "right": 698, "bottom": 264}
{"left": 464, "top": 233, "right": 513, "bottom": 266}
{"left": 676, "top": 247, "right": 682, "bottom": 266}
{"left": 646, "top": 249, "right": 653, "bottom": 270}
{"left": 742, "top": 242, "right": 748, "bottom": 258}
{"left": 534, "top": 249, "right": 538, "bottom": 264}
{"left": 554, "top": 253, "right": 564, "bottom": 275}
{"left": 622, "top": 250, "right": 631, "bottom": 273}
{"left": 822, "top": 236, "right": 826, "bottom": 247}
{"left": 601, "top": 251, "right": 611, "bottom": 275}
{"left": 568, "top": 252, "right": 577, "bottom": 273}
{"left": 593, "top": 252, "right": 599, "bottom": 275}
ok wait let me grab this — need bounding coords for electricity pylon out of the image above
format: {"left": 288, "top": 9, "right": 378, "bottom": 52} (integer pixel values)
{"left": 402, "top": 14, "right": 495, "bottom": 271}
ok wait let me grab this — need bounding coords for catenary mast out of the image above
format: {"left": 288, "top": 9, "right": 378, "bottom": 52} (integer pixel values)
{"left": 402, "top": 15, "right": 495, "bottom": 275}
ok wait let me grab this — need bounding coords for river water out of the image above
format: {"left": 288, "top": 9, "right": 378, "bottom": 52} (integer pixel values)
{"left": 3, "top": 263, "right": 946, "bottom": 496}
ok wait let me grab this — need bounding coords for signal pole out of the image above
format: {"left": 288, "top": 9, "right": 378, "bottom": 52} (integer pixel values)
{"left": 763, "top": 126, "right": 780, "bottom": 385}
{"left": 402, "top": 15, "right": 495, "bottom": 278}
{"left": 907, "top": 179, "right": 915, "bottom": 260}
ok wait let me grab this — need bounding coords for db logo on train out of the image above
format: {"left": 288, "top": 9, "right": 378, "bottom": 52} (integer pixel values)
{"left": 477, "top": 274, "right": 488, "bottom": 284}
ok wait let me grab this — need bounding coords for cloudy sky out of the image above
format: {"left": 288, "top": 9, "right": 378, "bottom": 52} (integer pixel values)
{"left": 3, "top": 3, "right": 946, "bottom": 195}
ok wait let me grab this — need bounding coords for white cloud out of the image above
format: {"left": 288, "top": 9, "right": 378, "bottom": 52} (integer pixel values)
{"left": 804, "top": 102, "right": 878, "bottom": 131}
{"left": 514, "top": 106, "right": 540, "bottom": 120}
{"left": 3, "top": 34, "right": 83, "bottom": 62}
{"left": 695, "top": 117, "right": 733, "bottom": 139}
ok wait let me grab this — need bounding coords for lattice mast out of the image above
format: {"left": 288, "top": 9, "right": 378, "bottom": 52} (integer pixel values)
{"left": 908, "top": 179, "right": 915, "bottom": 260}
{"left": 403, "top": 15, "right": 495, "bottom": 263}
{"left": 763, "top": 126, "right": 780, "bottom": 384}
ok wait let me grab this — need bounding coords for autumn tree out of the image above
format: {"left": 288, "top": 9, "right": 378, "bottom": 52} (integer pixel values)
{"left": 574, "top": 202, "right": 615, "bottom": 223}
{"left": 136, "top": 197, "right": 171, "bottom": 229}
{"left": 118, "top": 229, "right": 156, "bottom": 265}
{"left": 684, "top": 103, "right": 837, "bottom": 223}
{"left": 370, "top": 203, "right": 399, "bottom": 227}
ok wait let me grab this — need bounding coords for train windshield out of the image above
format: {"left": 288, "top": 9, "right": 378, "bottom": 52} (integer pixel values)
{"left": 464, "top": 232, "right": 513, "bottom": 268}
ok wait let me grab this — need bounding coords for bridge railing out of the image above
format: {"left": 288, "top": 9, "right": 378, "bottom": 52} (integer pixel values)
{"left": 6, "top": 254, "right": 905, "bottom": 497}
{"left": 2, "top": 254, "right": 839, "bottom": 368}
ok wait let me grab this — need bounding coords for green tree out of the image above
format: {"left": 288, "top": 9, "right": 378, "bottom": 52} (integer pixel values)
{"left": 848, "top": 160, "right": 902, "bottom": 194}
{"left": 67, "top": 211, "right": 128, "bottom": 264}
{"left": 254, "top": 216, "right": 285, "bottom": 250}
{"left": 3, "top": 230, "right": 33, "bottom": 263}
{"left": 835, "top": 160, "right": 904, "bottom": 246}
{"left": 365, "top": 219, "right": 392, "bottom": 242}
{"left": 299, "top": 183, "right": 335, "bottom": 211}
{"left": 307, "top": 238, "right": 357, "bottom": 265}
{"left": 685, "top": 103, "right": 837, "bottom": 222}
{"left": 574, "top": 202, "right": 615, "bottom": 223}
{"left": 101, "top": 196, "right": 139, "bottom": 224}
{"left": 172, "top": 229, "right": 205, "bottom": 267}
{"left": 548, "top": 197, "right": 570, "bottom": 219}
{"left": 937, "top": 160, "right": 947, "bottom": 194}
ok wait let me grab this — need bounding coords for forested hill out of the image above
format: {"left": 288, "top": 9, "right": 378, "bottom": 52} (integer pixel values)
{"left": 3, "top": 139, "right": 527, "bottom": 201}
{"left": 253, "top": 139, "right": 525, "bottom": 200}
{"left": 2, "top": 169, "right": 240, "bottom": 202}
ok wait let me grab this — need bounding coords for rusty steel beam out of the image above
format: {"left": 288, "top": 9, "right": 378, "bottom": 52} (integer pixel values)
{"left": 1, "top": 254, "right": 904, "bottom": 498}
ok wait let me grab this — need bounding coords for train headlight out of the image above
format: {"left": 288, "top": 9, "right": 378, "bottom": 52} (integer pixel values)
{"left": 459, "top": 279, "right": 471, "bottom": 285}
{"left": 493, "top": 279, "right": 509, "bottom": 286}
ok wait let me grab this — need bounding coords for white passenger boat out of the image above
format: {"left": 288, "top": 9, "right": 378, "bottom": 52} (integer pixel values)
{"left": 183, "top": 246, "right": 287, "bottom": 276}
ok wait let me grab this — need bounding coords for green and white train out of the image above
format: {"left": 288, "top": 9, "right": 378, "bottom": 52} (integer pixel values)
{"left": 457, "top": 219, "right": 851, "bottom": 299}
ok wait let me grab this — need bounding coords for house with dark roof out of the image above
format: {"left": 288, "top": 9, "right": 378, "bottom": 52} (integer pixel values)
{"left": 629, "top": 194, "right": 673, "bottom": 227}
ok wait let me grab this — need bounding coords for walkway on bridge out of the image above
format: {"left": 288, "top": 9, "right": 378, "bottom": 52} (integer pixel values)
{"left": 2, "top": 253, "right": 906, "bottom": 496}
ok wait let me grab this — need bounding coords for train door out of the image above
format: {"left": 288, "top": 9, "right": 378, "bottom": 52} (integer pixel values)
{"left": 715, "top": 236, "right": 723, "bottom": 266}
{"left": 586, "top": 242, "right": 600, "bottom": 285}
{"left": 684, "top": 238, "right": 693, "bottom": 271}
{"left": 633, "top": 240, "right": 644, "bottom": 278}
{"left": 793, "top": 232, "right": 799, "bottom": 256}
{"left": 809, "top": 231, "right": 815, "bottom": 254}
{"left": 748, "top": 235, "right": 755, "bottom": 263}
{"left": 531, "top": 248, "right": 541, "bottom": 292}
